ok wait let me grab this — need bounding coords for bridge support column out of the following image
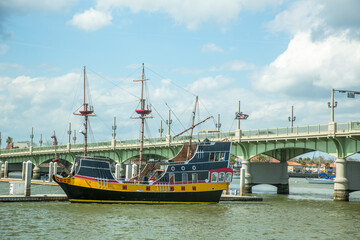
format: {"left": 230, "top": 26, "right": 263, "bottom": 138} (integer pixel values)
{"left": 22, "top": 161, "right": 26, "bottom": 180}
{"left": 115, "top": 163, "right": 120, "bottom": 179}
{"left": 32, "top": 164, "right": 40, "bottom": 180}
{"left": 48, "top": 162, "right": 53, "bottom": 182}
{"left": 334, "top": 158, "right": 349, "bottom": 201}
{"left": 3, "top": 161, "right": 8, "bottom": 178}
{"left": 119, "top": 163, "right": 125, "bottom": 178}
{"left": 132, "top": 164, "right": 138, "bottom": 178}
{"left": 277, "top": 161, "right": 289, "bottom": 194}
{"left": 53, "top": 162, "right": 58, "bottom": 176}
{"left": 24, "top": 160, "right": 32, "bottom": 197}
{"left": 242, "top": 159, "right": 252, "bottom": 193}
{"left": 125, "top": 164, "right": 132, "bottom": 181}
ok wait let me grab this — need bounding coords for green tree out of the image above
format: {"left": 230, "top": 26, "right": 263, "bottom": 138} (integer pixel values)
{"left": 324, "top": 162, "right": 330, "bottom": 173}
{"left": 6, "top": 136, "right": 13, "bottom": 148}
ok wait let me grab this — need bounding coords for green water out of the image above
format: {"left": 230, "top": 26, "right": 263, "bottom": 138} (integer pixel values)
{"left": 1, "top": 178, "right": 360, "bottom": 240}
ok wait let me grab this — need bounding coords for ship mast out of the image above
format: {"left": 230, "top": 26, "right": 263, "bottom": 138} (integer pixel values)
{"left": 172, "top": 96, "right": 212, "bottom": 160}
{"left": 186, "top": 96, "right": 198, "bottom": 160}
{"left": 51, "top": 131, "right": 58, "bottom": 160}
{"left": 132, "top": 63, "right": 152, "bottom": 180}
{"left": 74, "top": 66, "right": 95, "bottom": 159}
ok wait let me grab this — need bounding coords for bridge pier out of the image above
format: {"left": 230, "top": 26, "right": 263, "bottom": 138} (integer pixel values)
{"left": 32, "top": 165, "right": 41, "bottom": 180}
{"left": 3, "top": 161, "right": 8, "bottom": 178}
{"left": 242, "top": 159, "right": 289, "bottom": 195}
{"left": 242, "top": 159, "right": 253, "bottom": 193}
{"left": 278, "top": 161, "right": 289, "bottom": 194}
{"left": 334, "top": 158, "right": 349, "bottom": 201}
{"left": 119, "top": 163, "right": 125, "bottom": 178}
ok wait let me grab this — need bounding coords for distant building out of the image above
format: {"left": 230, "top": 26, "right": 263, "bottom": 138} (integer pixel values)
{"left": 7, "top": 142, "right": 30, "bottom": 149}
{"left": 287, "top": 161, "right": 302, "bottom": 173}
{"left": 250, "top": 156, "right": 280, "bottom": 163}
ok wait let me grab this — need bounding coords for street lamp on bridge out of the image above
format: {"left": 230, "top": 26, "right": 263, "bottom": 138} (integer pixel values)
{"left": 329, "top": 88, "right": 360, "bottom": 122}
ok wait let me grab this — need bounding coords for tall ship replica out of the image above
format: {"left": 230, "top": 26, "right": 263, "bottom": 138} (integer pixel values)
{"left": 54, "top": 65, "right": 233, "bottom": 203}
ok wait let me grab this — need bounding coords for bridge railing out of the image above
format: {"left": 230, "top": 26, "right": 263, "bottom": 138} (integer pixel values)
{"left": 241, "top": 124, "right": 328, "bottom": 138}
{"left": 1, "top": 121, "right": 360, "bottom": 154}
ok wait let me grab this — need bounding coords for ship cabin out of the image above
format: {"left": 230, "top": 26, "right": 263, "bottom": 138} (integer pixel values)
{"left": 69, "top": 140, "right": 233, "bottom": 186}
{"left": 139, "top": 140, "right": 233, "bottom": 185}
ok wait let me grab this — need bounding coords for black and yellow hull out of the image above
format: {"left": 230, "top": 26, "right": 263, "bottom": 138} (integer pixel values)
{"left": 54, "top": 175, "right": 227, "bottom": 204}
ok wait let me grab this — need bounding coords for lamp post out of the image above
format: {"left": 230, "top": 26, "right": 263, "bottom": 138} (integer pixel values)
{"left": 328, "top": 88, "right": 360, "bottom": 133}
{"left": 288, "top": 106, "right": 296, "bottom": 133}
{"left": 328, "top": 88, "right": 338, "bottom": 123}
{"left": 215, "top": 114, "right": 222, "bottom": 139}
{"left": 159, "top": 120, "right": 164, "bottom": 140}
{"left": 39, "top": 134, "right": 43, "bottom": 147}
{"left": 166, "top": 110, "right": 172, "bottom": 144}
{"left": 328, "top": 88, "right": 360, "bottom": 122}
{"left": 73, "top": 130, "right": 77, "bottom": 144}
{"left": 235, "top": 101, "right": 249, "bottom": 139}
{"left": 112, "top": 117, "right": 116, "bottom": 148}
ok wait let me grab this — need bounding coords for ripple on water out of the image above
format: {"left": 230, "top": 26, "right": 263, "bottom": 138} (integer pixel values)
{"left": 1, "top": 180, "right": 360, "bottom": 239}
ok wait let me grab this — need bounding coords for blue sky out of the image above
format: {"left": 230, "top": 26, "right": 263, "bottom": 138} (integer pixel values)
{"left": 1, "top": 0, "right": 360, "bottom": 150}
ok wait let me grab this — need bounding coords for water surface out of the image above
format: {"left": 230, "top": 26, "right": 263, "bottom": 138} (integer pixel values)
{"left": 1, "top": 178, "right": 359, "bottom": 240}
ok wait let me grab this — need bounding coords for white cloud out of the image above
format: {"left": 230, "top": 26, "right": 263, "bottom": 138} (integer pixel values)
{"left": 202, "top": 43, "right": 224, "bottom": 53}
{"left": 252, "top": 32, "right": 360, "bottom": 96}
{"left": 97, "top": 0, "right": 242, "bottom": 30}
{"left": 68, "top": 8, "right": 112, "bottom": 31}
{"left": 188, "top": 75, "right": 234, "bottom": 93}
{"left": 83, "top": 0, "right": 284, "bottom": 31}
{"left": 267, "top": 0, "right": 322, "bottom": 35}
{"left": 214, "top": 60, "right": 255, "bottom": 71}
{"left": 267, "top": 0, "right": 360, "bottom": 38}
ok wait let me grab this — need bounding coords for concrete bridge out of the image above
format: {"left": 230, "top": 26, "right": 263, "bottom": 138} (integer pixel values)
{"left": 1, "top": 120, "right": 360, "bottom": 201}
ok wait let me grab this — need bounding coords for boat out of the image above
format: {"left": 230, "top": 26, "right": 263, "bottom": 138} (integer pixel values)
{"left": 53, "top": 65, "right": 233, "bottom": 203}
{"left": 307, "top": 177, "right": 334, "bottom": 184}
{"left": 306, "top": 152, "right": 334, "bottom": 184}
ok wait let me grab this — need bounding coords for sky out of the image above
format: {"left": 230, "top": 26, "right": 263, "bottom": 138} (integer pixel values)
{"left": 1, "top": 0, "right": 360, "bottom": 149}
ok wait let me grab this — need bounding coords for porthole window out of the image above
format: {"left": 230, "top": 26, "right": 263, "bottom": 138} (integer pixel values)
{"left": 211, "top": 172, "right": 218, "bottom": 183}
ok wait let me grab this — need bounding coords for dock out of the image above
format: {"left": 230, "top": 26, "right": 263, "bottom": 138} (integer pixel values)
{"left": 0, "top": 194, "right": 68, "bottom": 202}
{"left": 0, "top": 178, "right": 58, "bottom": 186}
{"left": 220, "top": 195, "right": 262, "bottom": 202}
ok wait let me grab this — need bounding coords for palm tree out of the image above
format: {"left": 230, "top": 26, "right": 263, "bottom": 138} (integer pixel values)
{"left": 6, "top": 137, "right": 13, "bottom": 149}
{"left": 300, "top": 160, "right": 307, "bottom": 173}
{"left": 324, "top": 162, "right": 330, "bottom": 174}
